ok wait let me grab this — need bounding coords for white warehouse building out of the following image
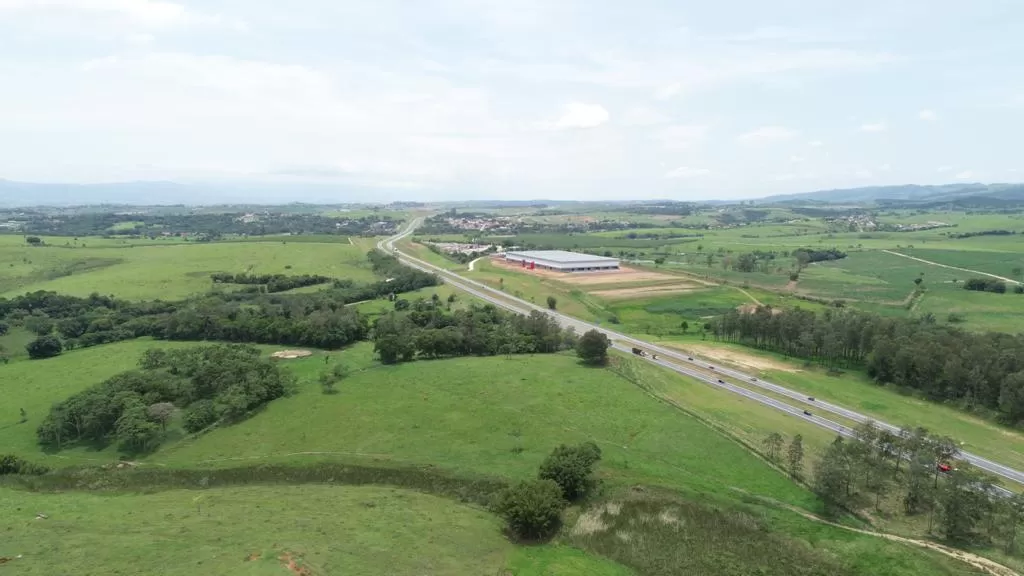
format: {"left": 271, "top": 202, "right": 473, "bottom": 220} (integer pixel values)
{"left": 504, "top": 250, "right": 620, "bottom": 272}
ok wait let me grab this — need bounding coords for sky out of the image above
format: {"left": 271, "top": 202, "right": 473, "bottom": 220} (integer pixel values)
{"left": 0, "top": 0, "right": 1022, "bottom": 201}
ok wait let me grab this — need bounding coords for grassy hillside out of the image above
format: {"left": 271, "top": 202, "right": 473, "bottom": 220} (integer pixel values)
{"left": 0, "top": 485, "right": 514, "bottom": 575}
{"left": 0, "top": 236, "right": 374, "bottom": 299}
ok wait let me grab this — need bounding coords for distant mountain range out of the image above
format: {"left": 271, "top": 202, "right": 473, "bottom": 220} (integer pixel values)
{"left": 2, "top": 178, "right": 1023, "bottom": 208}
{"left": 760, "top": 183, "right": 1024, "bottom": 205}
{"left": 0, "top": 179, "right": 411, "bottom": 207}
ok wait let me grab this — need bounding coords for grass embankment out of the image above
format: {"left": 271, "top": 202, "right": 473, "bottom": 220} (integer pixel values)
{"left": 660, "top": 339, "right": 1024, "bottom": 474}
{"left": 0, "top": 339, "right": 997, "bottom": 575}
{"left": 0, "top": 236, "right": 374, "bottom": 299}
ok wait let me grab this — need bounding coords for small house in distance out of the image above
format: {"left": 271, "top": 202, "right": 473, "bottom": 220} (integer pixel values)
{"left": 504, "top": 250, "right": 620, "bottom": 272}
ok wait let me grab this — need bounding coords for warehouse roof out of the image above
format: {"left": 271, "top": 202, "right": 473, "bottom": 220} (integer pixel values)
{"left": 505, "top": 250, "right": 619, "bottom": 263}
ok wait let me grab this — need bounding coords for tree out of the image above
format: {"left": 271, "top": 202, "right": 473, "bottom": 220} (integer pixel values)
{"left": 538, "top": 442, "right": 602, "bottom": 500}
{"left": 393, "top": 298, "right": 410, "bottom": 311}
{"left": 494, "top": 479, "right": 566, "bottom": 540}
{"left": 115, "top": 402, "right": 160, "bottom": 453}
{"left": 546, "top": 296, "right": 557, "bottom": 310}
{"left": 814, "top": 438, "right": 850, "bottom": 517}
{"left": 319, "top": 363, "right": 348, "bottom": 394}
{"left": 787, "top": 435, "right": 804, "bottom": 478}
{"left": 25, "top": 236, "right": 42, "bottom": 246}
{"left": 0, "top": 321, "right": 9, "bottom": 336}
{"left": 938, "top": 466, "right": 989, "bottom": 542}
{"left": 146, "top": 402, "right": 176, "bottom": 431}
{"left": 653, "top": 257, "right": 665, "bottom": 266}
{"left": 913, "top": 277, "right": 923, "bottom": 286}
{"left": 24, "top": 315, "right": 55, "bottom": 336}
{"left": 680, "top": 320, "right": 689, "bottom": 334}
{"left": 575, "top": 330, "right": 610, "bottom": 366}
{"left": 931, "top": 436, "right": 960, "bottom": 488}
{"left": 447, "top": 293, "right": 457, "bottom": 304}
{"left": 1000, "top": 493, "right": 1024, "bottom": 553}
{"left": 26, "top": 334, "right": 63, "bottom": 359}
{"left": 19, "top": 408, "right": 27, "bottom": 423}
{"left": 762, "top": 432, "right": 784, "bottom": 461}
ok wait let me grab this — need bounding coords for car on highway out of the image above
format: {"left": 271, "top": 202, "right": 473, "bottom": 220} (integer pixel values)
{"left": 687, "top": 357, "right": 693, "bottom": 360}
{"left": 807, "top": 396, "right": 815, "bottom": 401}
{"left": 708, "top": 365, "right": 714, "bottom": 370}
{"left": 717, "top": 379, "right": 725, "bottom": 384}
{"left": 803, "top": 410, "right": 812, "bottom": 416}
{"left": 750, "top": 377, "right": 757, "bottom": 381}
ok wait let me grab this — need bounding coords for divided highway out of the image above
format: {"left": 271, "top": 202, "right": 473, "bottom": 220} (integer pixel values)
{"left": 380, "top": 220, "right": 1024, "bottom": 489}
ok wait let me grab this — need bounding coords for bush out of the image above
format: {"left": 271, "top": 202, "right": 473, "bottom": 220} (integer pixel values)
{"left": 538, "top": 441, "right": 602, "bottom": 500}
{"left": 183, "top": 399, "right": 218, "bottom": 433}
{"left": 1015, "top": 285, "right": 1024, "bottom": 294}
{"left": 0, "top": 454, "right": 49, "bottom": 476}
{"left": 26, "top": 334, "right": 63, "bottom": 359}
{"left": 494, "top": 479, "right": 566, "bottom": 540}
{"left": 546, "top": 296, "right": 557, "bottom": 310}
{"left": 576, "top": 330, "right": 610, "bottom": 366}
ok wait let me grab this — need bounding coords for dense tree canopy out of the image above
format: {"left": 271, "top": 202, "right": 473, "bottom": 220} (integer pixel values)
{"left": 713, "top": 306, "right": 1024, "bottom": 425}
{"left": 37, "top": 345, "right": 295, "bottom": 453}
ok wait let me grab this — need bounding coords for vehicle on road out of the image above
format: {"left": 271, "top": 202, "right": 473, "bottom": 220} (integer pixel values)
{"left": 803, "top": 410, "right": 813, "bottom": 416}
{"left": 708, "top": 365, "right": 715, "bottom": 370}
{"left": 808, "top": 397, "right": 815, "bottom": 401}
{"left": 687, "top": 357, "right": 693, "bottom": 360}
{"left": 750, "top": 377, "right": 757, "bottom": 381}
{"left": 717, "top": 379, "right": 725, "bottom": 384}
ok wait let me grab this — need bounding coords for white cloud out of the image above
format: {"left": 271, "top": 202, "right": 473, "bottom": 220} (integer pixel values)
{"left": 808, "top": 140, "right": 824, "bottom": 147}
{"left": 655, "top": 124, "right": 708, "bottom": 150}
{"left": 553, "top": 102, "right": 609, "bottom": 129}
{"left": 954, "top": 170, "right": 975, "bottom": 180}
{"left": 937, "top": 165, "right": 953, "bottom": 173}
{"left": 737, "top": 125, "right": 797, "bottom": 145}
{"left": 790, "top": 155, "right": 806, "bottom": 163}
{"left": 918, "top": 109, "right": 937, "bottom": 121}
{"left": 621, "top": 106, "right": 670, "bottom": 127}
{"left": 665, "top": 166, "right": 710, "bottom": 179}
{"left": 859, "top": 122, "right": 887, "bottom": 132}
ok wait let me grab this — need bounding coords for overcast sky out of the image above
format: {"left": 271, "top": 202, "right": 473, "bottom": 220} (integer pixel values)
{"left": 0, "top": 0, "right": 1021, "bottom": 201}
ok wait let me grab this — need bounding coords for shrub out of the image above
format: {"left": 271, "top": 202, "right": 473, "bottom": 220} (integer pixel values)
{"left": 0, "top": 454, "right": 49, "bottom": 476}
{"left": 576, "top": 330, "right": 610, "bottom": 366}
{"left": 1015, "top": 285, "right": 1024, "bottom": 294}
{"left": 26, "top": 334, "right": 63, "bottom": 359}
{"left": 183, "top": 399, "right": 218, "bottom": 433}
{"left": 494, "top": 479, "right": 566, "bottom": 540}
{"left": 546, "top": 296, "right": 557, "bottom": 310}
{"left": 538, "top": 441, "right": 602, "bottom": 500}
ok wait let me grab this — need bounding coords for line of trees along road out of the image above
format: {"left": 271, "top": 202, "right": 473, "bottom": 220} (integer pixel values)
{"left": 799, "top": 422, "right": 1024, "bottom": 549}
{"left": 713, "top": 306, "right": 1024, "bottom": 425}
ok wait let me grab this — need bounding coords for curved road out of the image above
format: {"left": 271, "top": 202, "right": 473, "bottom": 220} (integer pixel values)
{"left": 381, "top": 220, "right": 1024, "bottom": 490}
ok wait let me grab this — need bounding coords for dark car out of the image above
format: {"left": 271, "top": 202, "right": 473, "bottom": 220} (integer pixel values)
{"left": 717, "top": 379, "right": 725, "bottom": 384}
{"left": 708, "top": 365, "right": 715, "bottom": 370}
{"left": 803, "top": 410, "right": 812, "bottom": 416}
{"left": 750, "top": 377, "right": 757, "bottom": 381}
{"left": 687, "top": 357, "right": 694, "bottom": 361}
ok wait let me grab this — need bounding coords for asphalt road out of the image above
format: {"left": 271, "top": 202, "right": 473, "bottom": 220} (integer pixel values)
{"left": 381, "top": 220, "right": 1024, "bottom": 491}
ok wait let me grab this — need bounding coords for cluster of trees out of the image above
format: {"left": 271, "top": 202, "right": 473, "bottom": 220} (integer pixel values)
{"left": 37, "top": 345, "right": 294, "bottom": 453}
{"left": 808, "top": 423, "right": 1024, "bottom": 548}
{"left": 10, "top": 212, "right": 402, "bottom": 238}
{"left": 372, "top": 300, "right": 579, "bottom": 364}
{"left": 495, "top": 442, "right": 603, "bottom": 539}
{"left": 210, "top": 272, "right": 332, "bottom": 293}
{"left": 949, "top": 229, "right": 1016, "bottom": 239}
{"left": 712, "top": 306, "right": 1024, "bottom": 424}
{"left": 1, "top": 253, "right": 439, "bottom": 358}
{"left": 963, "top": 278, "right": 1010, "bottom": 293}
{"left": 792, "top": 247, "right": 847, "bottom": 264}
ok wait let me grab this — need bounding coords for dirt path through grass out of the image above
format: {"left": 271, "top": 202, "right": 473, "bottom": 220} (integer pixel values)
{"left": 884, "top": 250, "right": 1021, "bottom": 285}
{"left": 752, "top": 494, "right": 1020, "bottom": 576}
{"left": 468, "top": 256, "right": 483, "bottom": 271}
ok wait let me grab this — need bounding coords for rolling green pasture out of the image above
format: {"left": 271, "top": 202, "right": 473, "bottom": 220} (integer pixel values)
{"left": 0, "top": 338, "right": 1002, "bottom": 574}
{"left": 0, "top": 236, "right": 375, "bottom": 300}
{"left": 0, "top": 485, "right": 517, "bottom": 576}
{"left": 895, "top": 247, "right": 1024, "bottom": 280}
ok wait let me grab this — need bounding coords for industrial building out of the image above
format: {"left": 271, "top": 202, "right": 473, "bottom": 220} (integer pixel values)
{"left": 503, "top": 250, "right": 620, "bottom": 272}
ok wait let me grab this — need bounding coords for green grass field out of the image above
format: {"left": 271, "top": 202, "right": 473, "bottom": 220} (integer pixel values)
{"left": 0, "top": 236, "right": 376, "bottom": 300}
{"left": 0, "top": 337, "right": 1001, "bottom": 575}
{"left": 0, "top": 484, "right": 516, "bottom": 575}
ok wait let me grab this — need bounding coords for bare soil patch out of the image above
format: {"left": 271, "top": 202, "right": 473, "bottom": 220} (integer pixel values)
{"left": 736, "top": 303, "right": 781, "bottom": 315}
{"left": 271, "top": 350, "right": 314, "bottom": 360}
{"left": 663, "top": 343, "right": 800, "bottom": 373}
{"left": 279, "top": 552, "right": 313, "bottom": 576}
{"left": 489, "top": 257, "right": 679, "bottom": 285}
{"left": 591, "top": 284, "right": 700, "bottom": 299}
